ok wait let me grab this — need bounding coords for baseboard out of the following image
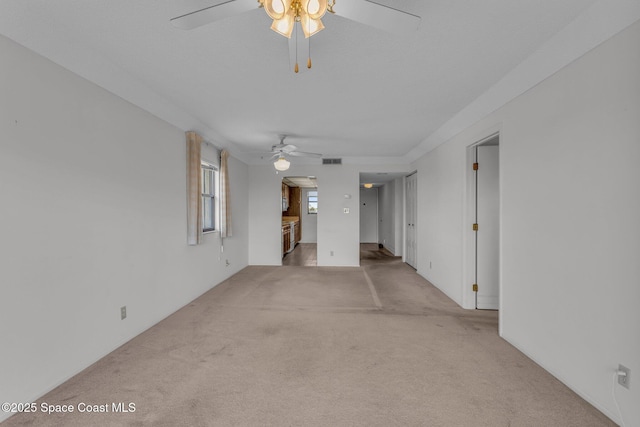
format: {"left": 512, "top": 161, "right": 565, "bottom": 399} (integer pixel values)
{"left": 501, "top": 335, "right": 620, "bottom": 426}
{"left": 0, "top": 267, "right": 247, "bottom": 424}
{"left": 0, "top": 329, "right": 142, "bottom": 423}
{"left": 476, "top": 295, "right": 499, "bottom": 310}
{"left": 383, "top": 244, "right": 396, "bottom": 255}
{"left": 416, "top": 270, "right": 464, "bottom": 308}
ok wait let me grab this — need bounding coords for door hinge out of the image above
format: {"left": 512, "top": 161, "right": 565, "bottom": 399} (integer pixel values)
{"left": 473, "top": 223, "right": 478, "bottom": 231}
{"left": 473, "top": 162, "right": 479, "bottom": 171}
{"left": 472, "top": 284, "right": 478, "bottom": 292}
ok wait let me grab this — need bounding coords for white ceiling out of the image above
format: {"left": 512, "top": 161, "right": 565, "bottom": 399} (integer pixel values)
{"left": 0, "top": 0, "right": 614, "bottom": 164}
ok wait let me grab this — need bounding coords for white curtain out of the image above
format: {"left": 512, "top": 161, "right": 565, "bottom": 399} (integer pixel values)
{"left": 220, "top": 149, "right": 232, "bottom": 238}
{"left": 186, "top": 131, "right": 203, "bottom": 245}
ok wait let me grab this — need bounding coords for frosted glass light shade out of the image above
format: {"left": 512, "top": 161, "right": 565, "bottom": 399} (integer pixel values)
{"left": 364, "top": 183, "right": 373, "bottom": 188}
{"left": 274, "top": 156, "right": 290, "bottom": 171}
{"left": 301, "top": 16, "right": 324, "bottom": 38}
{"left": 271, "top": 14, "right": 295, "bottom": 38}
{"left": 305, "top": 0, "right": 327, "bottom": 20}
{"left": 264, "top": 0, "right": 288, "bottom": 20}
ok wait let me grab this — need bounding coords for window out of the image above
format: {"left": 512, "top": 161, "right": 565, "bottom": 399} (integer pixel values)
{"left": 308, "top": 190, "right": 318, "bottom": 214}
{"left": 201, "top": 163, "right": 218, "bottom": 232}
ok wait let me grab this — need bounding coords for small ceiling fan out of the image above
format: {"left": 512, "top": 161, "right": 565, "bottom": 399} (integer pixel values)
{"left": 170, "top": 0, "right": 420, "bottom": 72}
{"left": 263, "top": 136, "right": 322, "bottom": 171}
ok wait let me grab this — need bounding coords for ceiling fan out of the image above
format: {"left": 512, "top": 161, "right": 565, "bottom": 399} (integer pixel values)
{"left": 263, "top": 136, "right": 322, "bottom": 171}
{"left": 170, "top": 0, "right": 421, "bottom": 72}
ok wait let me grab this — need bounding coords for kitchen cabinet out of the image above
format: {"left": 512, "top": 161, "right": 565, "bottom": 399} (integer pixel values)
{"left": 281, "top": 183, "right": 302, "bottom": 256}
{"left": 282, "top": 224, "right": 291, "bottom": 256}
{"left": 282, "top": 183, "right": 290, "bottom": 211}
{"left": 282, "top": 216, "right": 301, "bottom": 257}
{"left": 293, "top": 220, "right": 301, "bottom": 243}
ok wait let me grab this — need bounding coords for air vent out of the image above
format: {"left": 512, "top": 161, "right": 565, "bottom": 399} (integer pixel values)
{"left": 322, "top": 158, "right": 342, "bottom": 165}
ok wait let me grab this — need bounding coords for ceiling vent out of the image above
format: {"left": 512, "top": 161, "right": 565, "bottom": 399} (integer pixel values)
{"left": 322, "top": 158, "right": 342, "bottom": 165}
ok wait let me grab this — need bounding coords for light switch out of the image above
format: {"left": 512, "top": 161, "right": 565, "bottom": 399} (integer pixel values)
{"left": 343, "top": 208, "right": 350, "bottom": 214}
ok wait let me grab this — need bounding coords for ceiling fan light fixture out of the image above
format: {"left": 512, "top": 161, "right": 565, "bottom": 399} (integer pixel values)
{"left": 262, "top": 0, "right": 326, "bottom": 39}
{"left": 274, "top": 156, "right": 291, "bottom": 171}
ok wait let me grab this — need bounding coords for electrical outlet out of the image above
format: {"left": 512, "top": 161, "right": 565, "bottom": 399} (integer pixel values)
{"left": 330, "top": 251, "right": 334, "bottom": 256}
{"left": 343, "top": 208, "right": 349, "bottom": 214}
{"left": 430, "top": 261, "right": 432, "bottom": 269}
{"left": 618, "top": 364, "right": 630, "bottom": 389}
{"left": 120, "top": 306, "right": 127, "bottom": 320}
{"left": 225, "top": 259, "right": 230, "bottom": 267}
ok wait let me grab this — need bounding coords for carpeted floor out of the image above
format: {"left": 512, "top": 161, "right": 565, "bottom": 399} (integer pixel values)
{"left": 2, "top": 244, "right": 614, "bottom": 426}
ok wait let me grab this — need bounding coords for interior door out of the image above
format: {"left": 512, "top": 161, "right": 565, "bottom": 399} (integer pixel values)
{"left": 476, "top": 145, "right": 499, "bottom": 309}
{"left": 405, "top": 172, "right": 417, "bottom": 268}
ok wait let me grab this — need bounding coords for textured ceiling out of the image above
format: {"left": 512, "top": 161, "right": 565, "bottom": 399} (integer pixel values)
{"left": 0, "top": 0, "right": 601, "bottom": 163}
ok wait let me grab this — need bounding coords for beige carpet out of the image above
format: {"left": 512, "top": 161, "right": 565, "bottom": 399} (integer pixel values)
{"left": 3, "top": 245, "right": 614, "bottom": 426}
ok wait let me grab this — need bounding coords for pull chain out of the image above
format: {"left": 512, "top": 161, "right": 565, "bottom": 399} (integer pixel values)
{"left": 294, "top": 22, "right": 299, "bottom": 73}
{"left": 307, "top": 31, "right": 312, "bottom": 69}
{"left": 307, "top": 16, "right": 311, "bottom": 69}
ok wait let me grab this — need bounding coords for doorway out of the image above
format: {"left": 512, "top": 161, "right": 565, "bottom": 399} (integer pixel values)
{"left": 359, "top": 173, "right": 406, "bottom": 262}
{"left": 281, "top": 176, "right": 317, "bottom": 266}
{"left": 466, "top": 134, "right": 500, "bottom": 310}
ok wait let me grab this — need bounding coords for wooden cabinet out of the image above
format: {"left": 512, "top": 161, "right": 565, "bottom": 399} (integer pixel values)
{"left": 282, "top": 224, "right": 291, "bottom": 256}
{"left": 282, "top": 218, "right": 301, "bottom": 257}
{"left": 282, "top": 185, "right": 301, "bottom": 217}
{"left": 293, "top": 221, "right": 301, "bottom": 243}
{"left": 282, "top": 183, "right": 290, "bottom": 211}
{"left": 281, "top": 184, "right": 302, "bottom": 256}
{"left": 289, "top": 187, "right": 301, "bottom": 217}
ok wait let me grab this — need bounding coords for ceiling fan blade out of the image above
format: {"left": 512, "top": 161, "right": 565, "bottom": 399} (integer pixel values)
{"left": 170, "top": 0, "right": 258, "bottom": 30}
{"left": 281, "top": 144, "right": 298, "bottom": 153}
{"left": 334, "top": 0, "right": 420, "bottom": 35}
{"left": 288, "top": 151, "right": 322, "bottom": 158}
{"left": 288, "top": 25, "right": 310, "bottom": 73}
{"left": 266, "top": 152, "right": 285, "bottom": 160}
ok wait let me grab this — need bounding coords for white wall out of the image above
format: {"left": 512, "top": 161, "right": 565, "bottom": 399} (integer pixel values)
{"left": 412, "top": 20, "right": 640, "bottom": 425}
{"left": 300, "top": 188, "right": 318, "bottom": 243}
{"left": 414, "top": 141, "right": 463, "bottom": 304}
{"left": 359, "top": 188, "right": 378, "bottom": 243}
{"left": 0, "top": 35, "right": 249, "bottom": 421}
{"left": 248, "top": 164, "right": 410, "bottom": 266}
{"left": 248, "top": 164, "right": 360, "bottom": 266}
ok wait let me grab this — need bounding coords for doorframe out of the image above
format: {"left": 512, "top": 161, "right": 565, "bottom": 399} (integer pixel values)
{"left": 279, "top": 176, "right": 319, "bottom": 266}
{"left": 403, "top": 171, "right": 417, "bottom": 268}
{"left": 463, "top": 130, "right": 501, "bottom": 320}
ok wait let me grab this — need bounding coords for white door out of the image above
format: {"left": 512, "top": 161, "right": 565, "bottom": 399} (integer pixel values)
{"left": 476, "top": 146, "right": 499, "bottom": 309}
{"left": 405, "top": 173, "right": 417, "bottom": 268}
